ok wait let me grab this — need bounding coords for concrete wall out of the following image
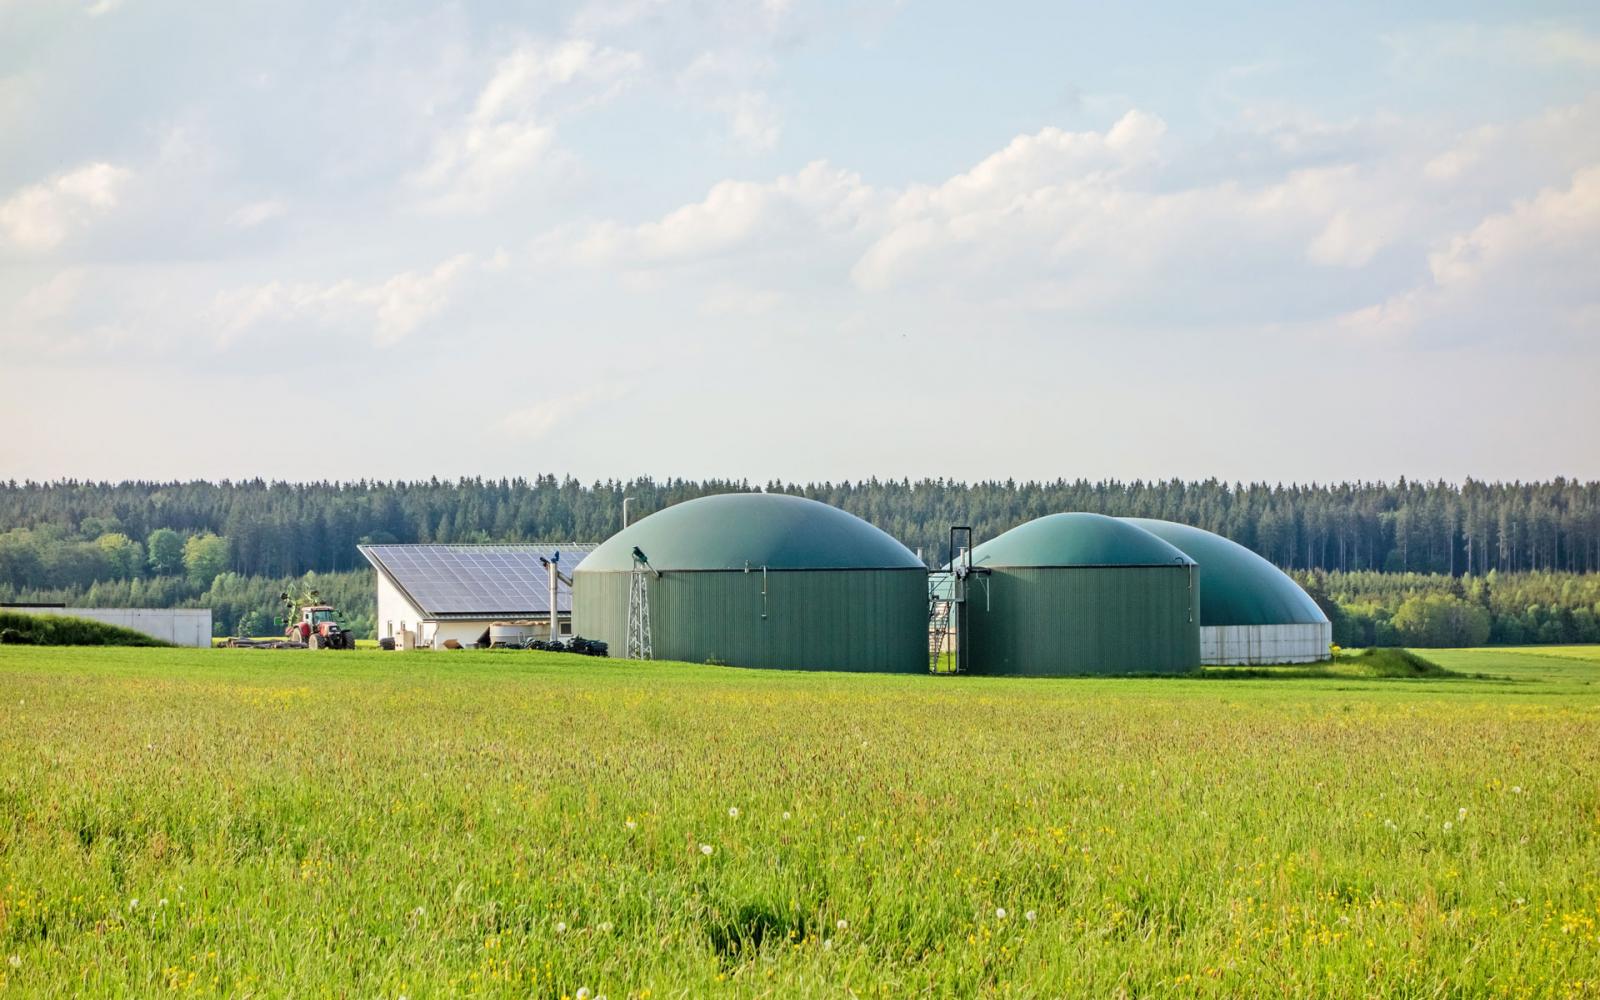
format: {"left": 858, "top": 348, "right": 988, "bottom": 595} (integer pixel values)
{"left": 46, "top": 608, "right": 212, "bottom": 647}
{"left": 1201, "top": 623, "right": 1332, "bottom": 665}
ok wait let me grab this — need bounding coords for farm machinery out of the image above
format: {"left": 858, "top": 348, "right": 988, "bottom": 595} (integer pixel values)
{"left": 277, "top": 590, "right": 357, "bottom": 649}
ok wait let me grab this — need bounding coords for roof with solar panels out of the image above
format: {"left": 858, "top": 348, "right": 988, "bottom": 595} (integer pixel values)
{"left": 358, "top": 543, "right": 598, "bottom": 619}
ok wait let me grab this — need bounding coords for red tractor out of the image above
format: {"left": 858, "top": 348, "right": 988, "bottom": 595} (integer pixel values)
{"left": 278, "top": 590, "right": 357, "bottom": 650}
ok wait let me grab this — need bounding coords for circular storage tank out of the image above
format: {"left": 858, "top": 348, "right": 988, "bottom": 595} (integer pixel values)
{"left": 488, "top": 621, "right": 538, "bottom": 647}
{"left": 1119, "top": 518, "right": 1331, "bottom": 665}
{"left": 573, "top": 493, "right": 927, "bottom": 672}
{"left": 958, "top": 513, "right": 1200, "bottom": 675}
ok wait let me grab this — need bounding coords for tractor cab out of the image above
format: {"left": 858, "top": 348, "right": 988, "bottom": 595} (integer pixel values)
{"left": 303, "top": 605, "right": 337, "bottom": 626}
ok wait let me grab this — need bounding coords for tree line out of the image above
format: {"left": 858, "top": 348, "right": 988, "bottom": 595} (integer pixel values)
{"left": 2, "top": 476, "right": 1598, "bottom": 577}
{"left": 1298, "top": 569, "right": 1600, "bottom": 648}
{"left": 2, "top": 477, "right": 1597, "bottom": 642}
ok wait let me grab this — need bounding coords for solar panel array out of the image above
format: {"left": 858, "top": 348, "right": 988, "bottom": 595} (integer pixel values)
{"left": 362, "top": 544, "right": 597, "bottom": 617}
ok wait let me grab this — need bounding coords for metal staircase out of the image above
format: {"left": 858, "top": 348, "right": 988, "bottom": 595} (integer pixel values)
{"left": 928, "top": 526, "right": 973, "bottom": 674}
{"left": 927, "top": 576, "right": 956, "bottom": 673}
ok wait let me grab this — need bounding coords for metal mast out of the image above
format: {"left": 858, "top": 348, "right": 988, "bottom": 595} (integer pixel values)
{"left": 626, "top": 546, "right": 654, "bottom": 660}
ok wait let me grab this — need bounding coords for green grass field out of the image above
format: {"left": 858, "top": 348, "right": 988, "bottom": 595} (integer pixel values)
{"left": 2, "top": 646, "right": 1598, "bottom": 997}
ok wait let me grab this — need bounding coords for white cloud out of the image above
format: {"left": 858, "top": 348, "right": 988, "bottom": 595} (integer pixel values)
{"left": 1429, "top": 166, "right": 1600, "bottom": 287}
{"left": 501, "top": 384, "right": 625, "bottom": 440}
{"left": 16, "top": 269, "right": 86, "bottom": 322}
{"left": 700, "top": 284, "right": 787, "bottom": 316}
{"left": 1343, "top": 165, "right": 1600, "bottom": 342}
{"left": 722, "top": 91, "right": 781, "bottom": 153}
{"left": 85, "top": 0, "right": 124, "bottom": 17}
{"left": 0, "top": 163, "right": 131, "bottom": 250}
{"left": 566, "top": 159, "right": 876, "bottom": 266}
{"left": 413, "top": 39, "right": 639, "bottom": 212}
{"left": 228, "top": 200, "right": 286, "bottom": 228}
{"left": 536, "top": 100, "right": 1600, "bottom": 345}
{"left": 1534, "top": 25, "right": 1600, "bottom": 66}
{"left": 212, "top": 254, "right": 474, "bottom": 347}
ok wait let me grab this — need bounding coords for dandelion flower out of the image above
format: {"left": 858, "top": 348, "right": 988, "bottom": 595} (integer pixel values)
{"left": 856, "top": 835, "right": 866, "bottom": 844}
{"left": 7, "top": 955, "right": 19, "bottom": 969}
{"left": 128, "top": 898, "right": 139, "bottom": 910}
{"left": 577, "top": 988, "right": 592, "bottom": 1000}
{"left": 996, "top": 908, "right": 1007, "bottom": 920}
{"left": 596, "top": 920, "right": 613, "bottom": 933}
{"left": 1458, "top": 807, "right": 1468, "bottom": 821}
{"left": 700, "top": 843, "right": 714, "bottom": 856}
{"left": 836, "top": 919, "right": 848, "bottom": 931}
{"left": 782, "top": 811, "right": 791, "bottom": 821}
{"left": 555, "top": 921, "right": 567, "bottom": 934}
{"left": 1025, "top": 910, "right": 1037, "bottom": 922}
{"left": 1510, "top": 786, "right": 1522, "bottom": 794}
{"left": 728, "top": 807, "right": 740, "bottom": 819}
{"left": 158, "top": 898, "right": 168, "bottom": 907}
{"left": 822, "top": 938, "right": 833, "bottom": 951}
{"left": 1443, "top": 821, "right": 1454, "bottom": 832}
{"left": 625, "top": 818, "right": 637, "bottom": 830}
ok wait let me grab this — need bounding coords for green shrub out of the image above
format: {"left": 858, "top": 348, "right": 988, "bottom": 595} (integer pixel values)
{"left": 1392, "top": 594, "right": 1492, "bottom": 647}
{"left": 0, "top": 611, "right": 172, "bottom": 647}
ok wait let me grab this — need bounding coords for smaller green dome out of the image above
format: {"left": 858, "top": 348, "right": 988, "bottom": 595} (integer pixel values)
{"left": 965, "top": 513, "right": 1195, "bottom": 569}
{"left": 1120, "top": 518, "right": 1328, "bottom": 626}
{"left": 575, "top": 493, "right": 924, "bottom": 572}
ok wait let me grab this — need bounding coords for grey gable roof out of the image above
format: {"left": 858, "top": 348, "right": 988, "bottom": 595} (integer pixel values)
{"left": 359, "top": 543, "right": 598, "bottom": 619}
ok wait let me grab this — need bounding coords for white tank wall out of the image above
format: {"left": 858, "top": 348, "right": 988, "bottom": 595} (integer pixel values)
{"left": 416, "top": 617, "right": 570, "bottom": 649}
{"left": 36, "top": 608, "right": 213, "bottom": 648}
{"left": 421, "top": 620, "right": 493, "bottom": 649}
{"left": 1201, "top": 623, "right": 1332, "bottom": 665}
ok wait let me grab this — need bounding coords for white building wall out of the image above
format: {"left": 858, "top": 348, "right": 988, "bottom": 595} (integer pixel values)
{"left": 375, "top": 572, "right": 425, "bottom": 642}
{"left": 1202, "top": 623, "right": 1332, "bottom": 665}
{"left": 33, "top": 608, "right": 213, "bottom": 647}
{"left": 375, "top": 568, "right": 579, "bottom": 650}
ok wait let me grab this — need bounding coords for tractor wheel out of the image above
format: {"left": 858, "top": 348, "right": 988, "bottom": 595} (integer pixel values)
{"left": 308, "top": 633, "right": 323, "bottom": 650}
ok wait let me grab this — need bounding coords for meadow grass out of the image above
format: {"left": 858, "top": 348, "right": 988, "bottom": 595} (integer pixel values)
{"left": 1, "top": 645, "right": 1597, "bottom": 997}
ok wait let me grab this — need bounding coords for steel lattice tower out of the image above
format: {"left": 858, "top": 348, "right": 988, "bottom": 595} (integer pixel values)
{"left": 626, "top": 560, "right": 653, "bottom": 660}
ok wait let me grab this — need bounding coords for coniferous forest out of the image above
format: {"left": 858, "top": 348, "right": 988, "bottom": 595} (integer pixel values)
{"left": 1, "top": 477, "right": 1597, "bottom": 643}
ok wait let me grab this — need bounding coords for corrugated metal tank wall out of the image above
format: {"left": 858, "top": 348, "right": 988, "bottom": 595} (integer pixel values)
{"left": 961, "top": 565, "right": 1200, "bottom": 675}
{"left": 574, "top": 568, "right": 927, "bottom": 672}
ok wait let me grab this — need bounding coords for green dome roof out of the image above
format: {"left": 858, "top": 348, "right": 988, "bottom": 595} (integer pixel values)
{"left": 575, "top": 493, "right": 924, "bottom": 572}
{"left": 1120, "top": 518, "right": 1328, "bottom": 626}
{"left": 965, "top": 513, "right": 1196, "bottom": 569}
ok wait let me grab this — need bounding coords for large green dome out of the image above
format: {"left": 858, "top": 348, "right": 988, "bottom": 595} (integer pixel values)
{"left": 1120, "top": 518, "right": 1328, "bottom": 626}
{"left": 575, "top": 493, "right": 924, "bottom": 572}
{"left": 965, "top": 513, "right": 1195, "bottom": 569}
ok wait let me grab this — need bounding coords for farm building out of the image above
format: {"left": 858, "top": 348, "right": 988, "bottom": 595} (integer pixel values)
{"left": 953, "top": 513, "right": 1201, "bottom": 676}
{"left": 358, "top": 543, "right": 595, "bottom": 650}
{"left": 1120, "top": 518, "right": 1332, "bottom": 664}
{"left": 572, "top": 493, "right": 927, "bottom": 672}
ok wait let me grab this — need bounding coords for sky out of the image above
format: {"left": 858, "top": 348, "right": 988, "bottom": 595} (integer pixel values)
{"left": 1, "top": 0, "right": 1598, "bottom": 486}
